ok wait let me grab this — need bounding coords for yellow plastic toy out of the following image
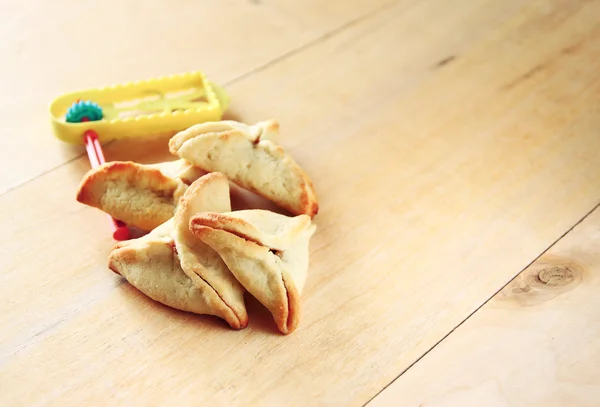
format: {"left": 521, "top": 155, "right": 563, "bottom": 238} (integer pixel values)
{"left": 50, "top": 71, "right": 230, "bottom": 144}
{"left": 50, "top": 70, "right": 230, "bottom": 241}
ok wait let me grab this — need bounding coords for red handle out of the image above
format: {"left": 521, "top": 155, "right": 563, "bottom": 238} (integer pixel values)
{"left": 83, "top": 128, "right": 130, "bottom": 241}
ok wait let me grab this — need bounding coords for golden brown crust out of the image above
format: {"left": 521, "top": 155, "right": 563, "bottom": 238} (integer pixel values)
{"left": 147, "top": 159, "right": 207, "bottom": 185}
{"left": 189, "top": 210, "right": 316, "bottom": 334}
{"left": 103, "top": 173, "right": 257, "bottom": 330}
{"left": 168, "top": 119, "right": 281, "bottom": 154}
{"left": 281, "top": 270, "right": 300, "bottom": 333}
{"left": 76, "top": 161, "right": 187, "bottom": 231}
{"left": 171, "top": 172, "right": 248, "bottom": 328}
{"left": 191, "top": 210, "right": 312, "bottom": 251}
{"left": 171, "top": 128, "right": 319, "bottom": 217}
{"left": 178, "top": 172, "right": 230, "bottom": 206}
{"left": 169, "top": 123, "right": 234, "bottom": 154}
{"left": 190, "top": 225, "right": 293, "bottom": 333}
{"left": 108, "top": 233, "right": 247, "bottom": 330}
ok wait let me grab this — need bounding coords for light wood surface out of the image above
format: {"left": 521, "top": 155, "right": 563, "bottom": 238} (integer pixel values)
{"left": 2, "top": 0, "right": 600, "bottom": 406}
{"left": 368, "top": 205, "right": 600, "bottom": 407}
{"left": 0, "top": 0, "right": 391, "bottom": 194}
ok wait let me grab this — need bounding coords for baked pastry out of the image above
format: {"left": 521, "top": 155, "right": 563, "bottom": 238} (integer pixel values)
{"left": 148, "top": 158, "right": 207, "bottom": 184}
{"left": 168, "top": 119, "right": 280, "bottom": 152}
{"left": 76, "top": 160, "right": 204, "bottom": 231}
{"left": 190, "top": 210, "right": 316, "bottom": 334}
{"left": 169, "top": 120, "right": 318, "bottom": 217}
{"left": 108, "top": 172, "right": 248, "bottom": 329}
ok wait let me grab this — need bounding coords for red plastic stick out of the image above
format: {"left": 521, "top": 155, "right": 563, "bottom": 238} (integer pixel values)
{"left": 82, "top": 122, "right": 130, "bottom": 241}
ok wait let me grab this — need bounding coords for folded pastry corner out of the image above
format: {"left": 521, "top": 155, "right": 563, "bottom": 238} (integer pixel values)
{"left": 147, "top": 158, "right": 208, "bottom": 185}
{"left": 189, "top": 210, "right": 316, "bottom": 334}
{"left": 194, "top": 210, "right": 312, "bottom": 251}
{"left": 169, "top": 122, "right": 318, "bottom": 218}
{"left": 253, "top": 118, "right": 280, "bottom": 143}
{"left": 76, "top": 161, "right": 191, "bottom": 231}
{"left": 173, "top": 172, "right": 249, "bottom": 328}
{"left": 107, "top": 173, "right": 248, "bottom": 330}
{"left": 168, "top": 119, "right": 281, "bottom": 153}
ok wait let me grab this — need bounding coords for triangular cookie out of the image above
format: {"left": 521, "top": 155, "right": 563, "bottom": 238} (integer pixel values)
{"left": 108, "top": 173, "right": 248, "bottom": 329}
{"left": 189, "top": 210, "right": 316, "bottom": 334}
{"left": 169, "top": 119, "right": 280, "bottom": 152}
{"left": 76, "top": 160, "right": 205, "bottom": 231}
{"left": 169, "top": 121, "right": 318, "bottom": 217}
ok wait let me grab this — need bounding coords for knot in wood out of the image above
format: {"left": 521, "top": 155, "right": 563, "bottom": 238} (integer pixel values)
{"left": 535, "top": 265, "right": 574, "bottom": 287}
{"left": 501, "top": 256, "right": 584, "bottom": 306}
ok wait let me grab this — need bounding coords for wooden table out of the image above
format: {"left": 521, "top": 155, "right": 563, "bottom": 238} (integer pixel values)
{"left": 2, "top": 1, "right": 599, "bottom": 405}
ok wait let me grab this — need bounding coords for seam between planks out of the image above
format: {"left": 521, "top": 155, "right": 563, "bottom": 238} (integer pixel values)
{"left": 363, "top": 199, "right": 600, "bottom": 406}
{"left": 224, "top": 0, "right": 400, "bottom": 88}
{"left": 0, "top": 0, "right": 400, "bottom": 200}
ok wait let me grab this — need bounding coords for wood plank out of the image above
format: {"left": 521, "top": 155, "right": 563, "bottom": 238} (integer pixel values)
{"left": 2, "top": 0, "right": 600, "bottom": 405}
{"left": 0, "top": 0, "right": 393, "bottom": 194}
{"left": 368, "top": 205, "right": 600, "bottom": 407}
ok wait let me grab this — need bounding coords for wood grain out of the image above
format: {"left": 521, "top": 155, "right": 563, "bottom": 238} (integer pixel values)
{"left": 2, "top": 0, "right": 600, "bottom": 405}
{"left": 368, "top": 205, "right": 600, "bottom": 407}
{"left": 0, "top": 0, "right": 393, "bottom": 194}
